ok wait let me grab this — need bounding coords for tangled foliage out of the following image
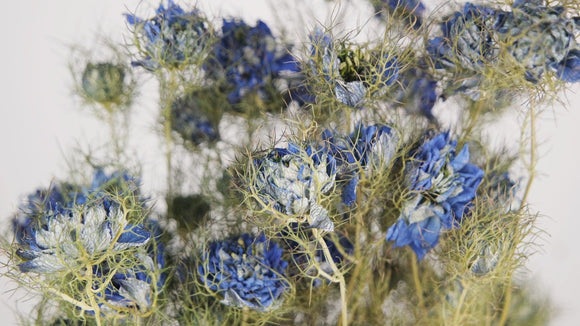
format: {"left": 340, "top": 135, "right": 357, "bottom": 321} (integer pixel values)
{"left": 5, "top": 0, "right": 577, "bottom": 324}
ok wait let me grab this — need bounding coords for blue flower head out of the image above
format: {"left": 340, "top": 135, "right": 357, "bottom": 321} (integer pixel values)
{"left": 206, "top": 19, "right": 299, "bottom": 104}
{"left": 171, "top": 89, "right": 221, "bottom": 145}
{"left": 323, "top": 124, "right": 398, "bottom": 206}
{"left": 252, "top": 143, "right": 337, "bottom": 231}
{"left": 13, "top": 169, "right": 151, "bottom": 273}
{"left": 125, "top": 0, "right": 210, "bottom": 70}
{"left": 426, "top": 3, "right": 504, "bottom": 98}
{"left": 497, "top": 0, "right": 580, "bottom": 83}
{"left": 386, "top": 132, "right": 484, "bottom": 259}
{"left": 309, "top": 29, "right": 399, "bottom": 108}
{"left": 428, "top": 3, "right": 501, "bottom": 71}
{"left": 198, "top": 233, "right": 288, "bottom": 310}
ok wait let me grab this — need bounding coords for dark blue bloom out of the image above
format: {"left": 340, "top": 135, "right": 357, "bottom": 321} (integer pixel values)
{"left": 206, "top": 19, "right": 299, "bottom": 104}
{"left": 13, "top": 169, "right": 152, "bottom": 273}
{"left": 323, "top": 124, "right": 398, "bottom": 205}
{"left": 253, "top": 143, "right": 337, "bottom": 231}
{"left": 386, "top": 132, "right": 484, "bottom": 259}
{"left": 198, "top": 233, "right": 288, "bottom": 310}
{"left": 393, "top": 67, "right": 438, "bottom": 120}
{"left": 125, "top": 0, "right": 210, "bottom": 70}
{"left": 171, "top": 89, "right": 221, "bottom": 145}
{"left": 497, "top": 0, "right": 580, "bottom": 83}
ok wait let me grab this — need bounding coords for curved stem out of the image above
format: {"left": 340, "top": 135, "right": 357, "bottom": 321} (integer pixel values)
{"left": 499, "top": 102, "right": 537, "bottom": 326}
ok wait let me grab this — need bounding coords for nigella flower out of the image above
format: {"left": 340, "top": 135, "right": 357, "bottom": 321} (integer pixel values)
{"left": 310, "top": 29, "right": 399, "bottom": 107}
{"left": 198, "top": 233, "right": 288, "bottom": 310}
{"left": 14, "top": 198, "right": 151, "bottom": 273}
{"left": 171, "top": 89, "right": 221, "bottom": 145}
{"left": 206, "top": 18, "right": 299, "bottom": 104}
{"left": 323, "top": 124, "right": 398, "bottom": 205}
{"left": 372, "top": 0, "right": 426, "bottom": 29}
{"left": 13, "top": 170, "right": 151, "bottom": 273}
{"left": 81, "top": 62, "right": 127, "bottom": 105}
{"left": 386, "top": 132, "right": 484, "bottom": 259}
{"left": 427, "top": 3, "right": 504, "bottom": 97}
{"left": 428, "top": 3, "right": 502, "bottom": 71}
{"left": 496, "top": 0, "right": 580, "bottom": 83}
{"left": 125, "top": 0, "right": 210, "bottom": 70}
{"left": 252, "top": 142, "right": 337, "bottom": 231}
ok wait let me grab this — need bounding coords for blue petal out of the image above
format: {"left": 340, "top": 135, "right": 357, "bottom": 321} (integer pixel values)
{"left": 117, "top": 225, "right": 151, "bottom": 245}
{"left": 557, "top": 49, "right": 580, "bottom": 83}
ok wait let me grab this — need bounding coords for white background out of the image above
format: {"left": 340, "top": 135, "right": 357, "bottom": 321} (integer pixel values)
{"left": 0, "top": 1, "right": 578, "bottom": 325}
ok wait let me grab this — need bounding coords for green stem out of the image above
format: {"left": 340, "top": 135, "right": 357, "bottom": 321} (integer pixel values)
{"left": 159, "top": 71, "right": 177, "bottom": 216}
{"left": 499, "top": 102, "right": 537, "bottom": 326}
{"left": 452, "top": 281, "right": 468, "bottom": 324}
{"left": 104, "top": 104, "right": 122, "bottom": 162}
{"left": 313, "top": 229, "right": 348, "bottom": 326}
{"left": 241, "top": 306, "right": 249, "bottom": 326}
{"left": 498, "top": 278, "right": 512, "bottom": 326}
{"left": 410, "top": 252, "right": 424, "bottom": 309}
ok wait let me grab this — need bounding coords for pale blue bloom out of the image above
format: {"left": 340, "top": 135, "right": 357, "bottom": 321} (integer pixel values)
{"left": 13, "top": 170, "right": 151, "bottom": 273}
{"left": 199, "top": 233, "right": 288, "bottom": 310}
{"left": 497, "top": 0, "right": 580, "bottom": 83}
{"left": 253, "top": 143, "right": 337, "bottom": 231}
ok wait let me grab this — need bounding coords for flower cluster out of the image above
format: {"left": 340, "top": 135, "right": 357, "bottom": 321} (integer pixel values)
{"left": 428, "top": 0, "right": 580, "bottom": 96}
{"left": 252, "top": 143, "right": 337, "bottom": 231}
{"left": 386, "top": 132, "right": 484, "bottom": 259}
{"left": 125, "top": 0, "right": 210, "bottom": 70}
{"left": 198, "top": 233, "right": 288, "bottom": 310}
{"left": 4, "top": 0, "right": 568, "bottom": 324}
{"left": 309, "top": 29, "right": 399, "bottom": 107}
{"left": 206, "top": 19, "right": 299, "bottom": 104}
